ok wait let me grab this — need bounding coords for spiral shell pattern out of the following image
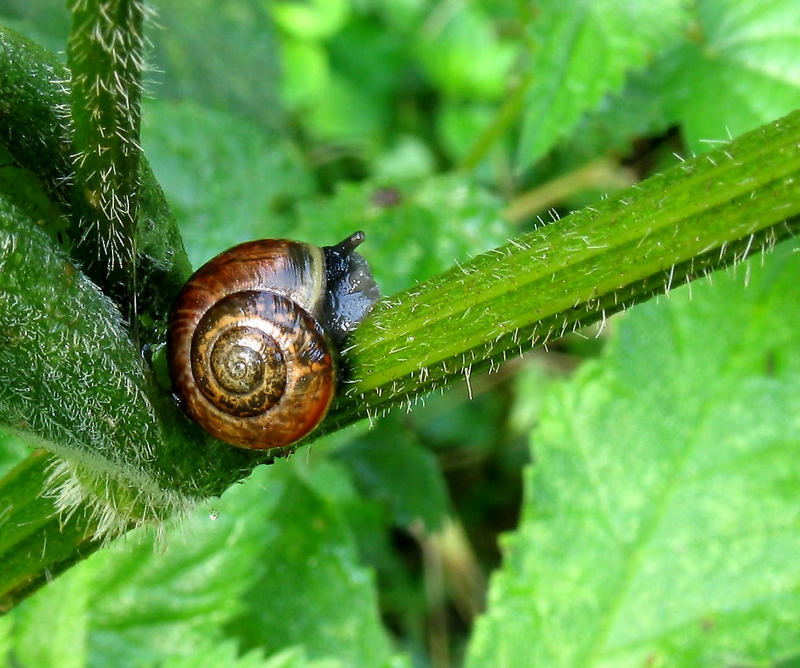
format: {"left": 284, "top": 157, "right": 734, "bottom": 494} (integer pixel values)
{"left": 167, "top": 240, "right": 335, "bottom": 450}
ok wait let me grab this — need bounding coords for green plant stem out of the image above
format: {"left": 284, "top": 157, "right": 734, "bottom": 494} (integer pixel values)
{"left": 1, "top": 107, "right": 798, "bottom": 610}
{"left": 66, "top": 0, "right": 145, "bottom": 313}
{"left": 318, "top": 110, "right": 800, "bottom": 434}
{"left": 0, "top": 26, "right": 190, "bottom": 346}
{"left": 0, "top": 451, "right": 106, "bottom": 613}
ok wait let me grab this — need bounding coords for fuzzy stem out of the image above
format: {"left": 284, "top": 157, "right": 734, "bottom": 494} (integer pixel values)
{"left": 0, "top": 26, "right": 190, "bottom": 347}
{"left": 67, "top": 0, "right": 145, "bottom": 314}
{"left": 0, "top": 451, "right": 106, "bottom": 612}
{"left": 317, "top": 110, "right": 800, "bottom": 435}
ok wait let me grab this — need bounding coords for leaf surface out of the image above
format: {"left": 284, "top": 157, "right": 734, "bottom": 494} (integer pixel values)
{"left": 0, "top": 183, "right": 165, "bottom": 474}
{"left": 0, "top": 459, "right": 401, "bottom": 666}
{"left": 517, "top": 0, "right": 690, "bottom": 168}
{"left": 663, "top": 0, "right": 800, "bottom": 152}
{"left": 467, "top": 239, "right": 800, "bottom": 666}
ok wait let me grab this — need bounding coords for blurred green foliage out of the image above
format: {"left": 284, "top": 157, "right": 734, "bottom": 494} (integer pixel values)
{"left": 2, "top": 0, "right": 800, "bottom": 665}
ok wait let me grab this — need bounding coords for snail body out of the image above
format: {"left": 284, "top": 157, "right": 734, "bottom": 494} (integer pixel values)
{"left": 167, "top": 233, "right": 379, "bottom": 450}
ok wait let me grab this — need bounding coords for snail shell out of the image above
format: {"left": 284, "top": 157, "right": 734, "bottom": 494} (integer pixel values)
{"left": 167, "top": 233, "right": 379, "bottom": 450}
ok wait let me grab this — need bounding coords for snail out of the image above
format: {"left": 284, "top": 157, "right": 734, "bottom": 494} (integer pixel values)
{"left": 167, "top": 232, "right": 380, "bottom": 450}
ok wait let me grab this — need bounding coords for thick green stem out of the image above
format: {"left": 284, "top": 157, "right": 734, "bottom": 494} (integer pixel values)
{"left": 318, "top": 110, "right": 800, "bottom": 434}
{"left": 0, "top": 27, "right": 191, "bottom": 345}
{"left": 0, "top": 26, "right": 190, "bottom": 346}
{"left": 0, "top": 452, "right": 106, "bottom": 613}
{"left": 67, "top": 0, "right": 145, "bottom": 313}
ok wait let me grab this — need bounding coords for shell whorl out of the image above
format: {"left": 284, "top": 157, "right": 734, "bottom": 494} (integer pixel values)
{"left": 167, "top": 240, "right": 335, "bottom": 450}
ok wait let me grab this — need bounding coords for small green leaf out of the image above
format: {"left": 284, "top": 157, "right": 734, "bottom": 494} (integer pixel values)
{"left": 555, "top": 65, "right": 674, "bottom": 164}
{"left": 466, "top": 240, "right": 800, "bottom": 666}
{"left": 372, "top": 135, "right": 435, "bottom": 182}
{"left": 572, "top": 0, "right": 800, "bottom": 160}
{"left": 278, "top": 37, "right": 331, "bottom": 109}
{"left": 302, "top": 72, "right": 388, "bottom": 143}
{"left": 415, "top": 5, "right": 516, "bottom": 101}
{"left": 141, "top": 100, "right": 313, "bottom": 266}
{"left": 661, "top": 0, "right": 800, "bottom": 153}
{"left": 228, "top": 460, "right": 396, "bottom": 664}
{"left": 337, "top": 434, "right": 450, "bottom": 531}
{"left": 270, "top": 0, "right": 350, "bottom": 40}
{"left": 517, "top": 0, "right": 690, "bottom": 169}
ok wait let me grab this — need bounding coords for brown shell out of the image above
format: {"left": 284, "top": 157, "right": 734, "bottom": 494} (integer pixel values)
{"left": 167, "top": 240, "right": 335, "bottom": 450}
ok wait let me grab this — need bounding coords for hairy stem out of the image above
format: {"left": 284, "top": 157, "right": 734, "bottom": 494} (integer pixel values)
{"left": 319, "top": 110, "right": 800, "bottom": 434}
{"left": 0, "top": 26, "right": 190, "bottom": 346}
{"left": 67, "top": 0, "right": 145, "bottom": 314}
{"left": 1, "top": 107, "right": 798, "bottom": 610}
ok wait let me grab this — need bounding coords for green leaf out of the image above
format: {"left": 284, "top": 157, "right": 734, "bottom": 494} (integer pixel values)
{"left": 227, "top": 460, "right": 396, "bottom": 664}
{"left": 0, "top": 430, "right": 32, "bottom": 479}
{"left": 554, "top": 67, "right": 674, "bottom": 165}
{"left": 415, "top": 4, "right": 516, "bottom": 101}
{"left": 278, "top": 37, "right": 331, "bottom": 110}
{"left": 141, "top": 99, "right": 312, "bottom": 266}
{"left": 71, "top": 474, "right": 277, "bottom": 666}
{"left": 302, "top": 71, "right": 388, "bottom": 143}
{"left": 517, "top": 0, "right": 690, "bottom": 169}
{"left": 372, "top": 135, "right": 435, "bottom": 183}
{"left": 660, "top": 0, "right": 800, "bottom": 154}
{"left": 0, "top": 562, "right": 90, "bottom": 667}
{"left": 0, "top": 195, "right": 166, "bottom": 492}
{"left": 0, "top": 164, "right": 66, "bottom": 250}
{"left": 337, "top": 434, "right": 450, "bottom": 531}
{"left": 270, "top": 0, "right": 350, "bottom": 40}
{"left": 466, "top": 239, "right": 800, "bottom": 666}
{"left": 1, "top": 458, "right": 402, "bottom": 665}
{"left": 570, "top": 0, "right": 800, "bottom": 161}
